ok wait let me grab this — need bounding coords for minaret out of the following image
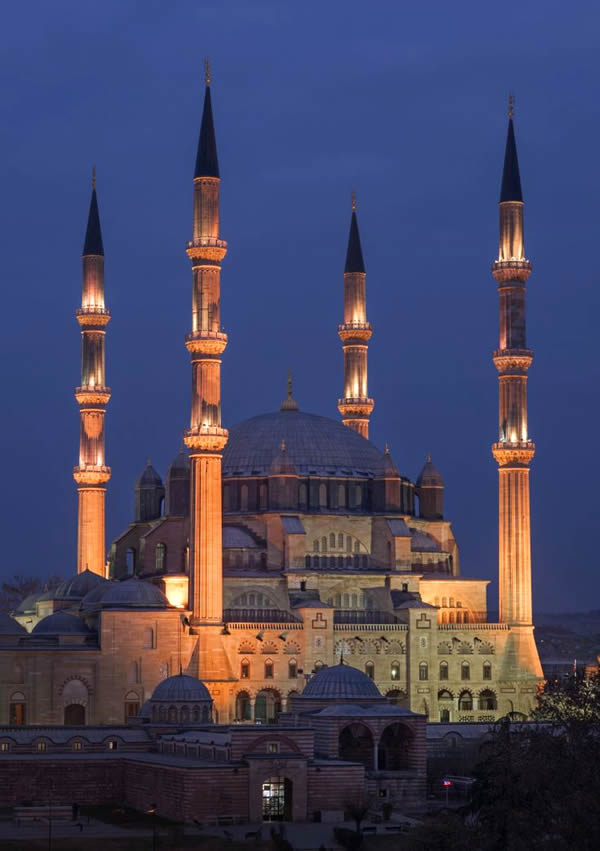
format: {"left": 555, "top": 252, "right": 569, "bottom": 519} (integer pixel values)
{"left": 337, "top": 193, "right": 374, "bottom": 438}
{"left": 183, "top": 62, "right": 228, "bottom": 625}
{"left": 491, "top": 97, "right": 536, "bottom": 627}
{"left": 73, "top": 169, "right": 111, "bottom": 576}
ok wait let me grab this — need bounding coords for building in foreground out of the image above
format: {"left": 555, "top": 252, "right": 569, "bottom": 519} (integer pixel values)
{"left": 0, "top": 80, "right": 542, "bottom": 730}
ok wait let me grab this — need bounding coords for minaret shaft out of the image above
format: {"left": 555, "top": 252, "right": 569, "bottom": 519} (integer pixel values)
{"left": 491, "top": 117, "right": 534, "bottom": 627}
{"left": 338, "top": 207, "right": 373, "bottom": 438}
{"left": 184, "top": 87, "right": 228, "bottom": 626}
{"left": 73, "top": 186, "right": 111, "bottom": 577}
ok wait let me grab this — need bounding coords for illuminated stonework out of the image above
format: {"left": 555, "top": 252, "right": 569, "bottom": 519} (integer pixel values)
{"left": 74, "top": 181, "right": 110, "bottom": 577}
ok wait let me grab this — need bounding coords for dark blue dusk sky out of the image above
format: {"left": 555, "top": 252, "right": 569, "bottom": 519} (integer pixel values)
{"left": 1, "top": 0, "right": 599, "bottom": 612}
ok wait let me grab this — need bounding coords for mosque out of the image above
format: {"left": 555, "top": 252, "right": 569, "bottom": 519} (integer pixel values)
{"left": 0, "top": 77, "right": 543, "bottom": 730}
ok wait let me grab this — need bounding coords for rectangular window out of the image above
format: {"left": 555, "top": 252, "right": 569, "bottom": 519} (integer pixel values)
{"left": 461, "top": 665, "right": 470, "bottom": 681}
{"left": 288, "top": 662, "right": 297, "bottom": 679}
{"left": 241, "top": 663, "right": 249, "bottom": 679}
{"left": 483, "top": 665, "right": 492, "bottom": 681}
{"left": 265, "top": 662, "right": 274, "bottom": 679}
{"left": 439, "top": 665, "right": 448, "bottom": 681}
{"left": 391, "top": 664, "right": 400, "bottom": 681}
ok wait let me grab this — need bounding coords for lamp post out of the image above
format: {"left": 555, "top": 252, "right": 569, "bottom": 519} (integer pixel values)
{"left": 146, "top": 804, "right": 157, "bottom": 851}
{"left": 442, "top": 779, "right": 452, "bottom": 806}
{"left": 47, "top": 801, "right": 52, "bottom": 851}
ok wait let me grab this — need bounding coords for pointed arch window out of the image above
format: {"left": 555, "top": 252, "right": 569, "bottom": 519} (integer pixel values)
{"left": 458, "top": 690, "right": 473, "bottom": 711}
{"left": 461, "top": 661, "right": 470, "bottom": 681}
{"left": 365, "top": 661, "right": 375, "bottom": 680}
{"left": 419, "top": 662, "right": 428, "bottom": 681}
{"left": 391, "top": 661, "right": 400, "bottom": 681}
{"left": 330, "top": 533, "right": 336, "bottom": 549}
{"left": 240, "top": 659, "right": 250, "bottom": 679}
{"left": 483, "top": 661, "right": 492, "bottom": 681}
{"left": 155, "top": 543, "right": 166, "bottom": 573}
{"left": 264, "top": 659, "right": 274, "bottom": 679}
{"left": 288, "top": 659, "right": 297, "bottom": 679}
{"left": 439, "top": 661, "right": 449, "bottom": 680}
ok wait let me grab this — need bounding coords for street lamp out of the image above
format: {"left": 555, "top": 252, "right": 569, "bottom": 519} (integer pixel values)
{"left": 442, "top": 779, "right": 452, "bottom": 806}
{"left": 146, "top": 804, "right": 157, "bottom": 851}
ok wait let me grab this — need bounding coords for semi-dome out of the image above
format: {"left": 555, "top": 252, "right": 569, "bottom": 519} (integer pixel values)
{"left": 416, "top": 455, "right": 443, "bottom": 488}
{"left": 32, "top": 611, "right": 91, "bottom": 635}
{"left": 0, "top": 613, "right": 27, "bottom": 635}
{"left": 99, "top": 577, "right": 169, "bottom": 609}
{"left": 301, "top": 663, "right": 382, "bottom": 700}
{"left": 151, "top": 674, "right": 211, "bottom": 703}
{"left": 56, "top": 569, "right": 108, "bottom": 600}
{"left": 224, "top": 410, "right": 388, "bottom": 478}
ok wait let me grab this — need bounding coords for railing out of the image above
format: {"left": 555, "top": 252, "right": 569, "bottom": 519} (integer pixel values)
{"left": 223, "top": 608, "right": 301, "bottom": 625}
{"left": 335, "top": 623, "right": 408, "bottom": 632}
{"left": 334, "top": 610, "right": 400, "bottom": 625}
{"left": 438, "top": 623, "right": 510, "bottom": 631}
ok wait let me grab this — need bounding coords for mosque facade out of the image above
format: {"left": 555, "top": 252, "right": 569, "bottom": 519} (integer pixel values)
{"left": 0, "top": 77, "right": 543, "bottom": 730}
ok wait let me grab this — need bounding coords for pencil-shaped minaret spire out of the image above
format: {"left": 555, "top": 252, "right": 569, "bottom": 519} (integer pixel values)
{"left": 337, "top": 193, "right": 374, "bottom": 438}
{"left": 73, "top": 169, "right": 111, "bottom": 576}
{"left": 184, "top": 67, "right": 228, "bottom": 624}
{"left": 491, "top": 96, "right": 535, "bottom": 626}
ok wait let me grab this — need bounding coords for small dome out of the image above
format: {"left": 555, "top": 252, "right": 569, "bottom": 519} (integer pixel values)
{"left": 0, "top": 613, "right": 27, "bottom": 635}
{"left": 56, "top": 569, "right": 108, "bottom": 600}
{"left": 301, "top": 664, "right": 382, "bottom": 700}
{"left": 416, "top": 455, "right": 443, "bottom": 488}
{"left": 151, "top": 674, "right": 211, "bottom": 703}
{"left": 136, "top": 459, "right": 164, "bottom": 488}
{"left": 100, "top": 577, "right": 169, "bottom": 609}
{"left": 80, "top": 582, "right": 112, "bottom": 610}
{"left": 269, "top": 440, "right": 297, "bottom": 475}
{"left": 32, "top": 611, "right": 92, "bottom": 635}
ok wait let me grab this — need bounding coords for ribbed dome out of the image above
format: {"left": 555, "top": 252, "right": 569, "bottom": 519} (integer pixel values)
{"left": 32, "top": 611, "right": 92, "bottom": 635}
{"left": 224, "top": 410, "right": 387, "bottom": 478}
{"left": 100, "top": 577, "right": 169, "bottom": 609}
{"left": 56, "top": 569, "right": 108, "bottom": 600}
{"left": 151, "top": 674, "right": 211, "bottom": 702}
{"left": 416, "top": 456, "right": 443, "bottom": 488}
{"left": 80, "top": 582, "right": 113, "bottom": 610}
{"left": 136, "top": 460, "right": 163, "bottom": 488}
{"left": 301, "top": 664, "right": 382, "bottom": 699}
{"left": 0, "top": 613, "right": 27, "bottom": 635}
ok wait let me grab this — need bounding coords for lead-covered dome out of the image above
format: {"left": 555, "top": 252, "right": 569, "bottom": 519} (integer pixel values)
{"left": 151, "top": 674, "right": 211, "bottom": 703}
{"left": 56, "top": 569, "right": 108, "bottom": 600}
{"left": 301, "top": 663, "right": 382, "bottom": 699}
{"left": 32, "top": 611, "right": 92, "bottom": 635}
{"left": 224, "top": 410, "right": 387, "bottom": 478}
{"left": 416, "top": 455, "right": 443, "bottom": 488}
{"left": 99, "top": 577, "right": 169, "bottom": 609}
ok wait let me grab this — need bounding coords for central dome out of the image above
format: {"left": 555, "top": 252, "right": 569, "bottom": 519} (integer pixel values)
{"left": 223, "top": 410, "right": 387, "bottom": 478}
{"left": 300, "top": 663, "right": 382, "bottom": 699}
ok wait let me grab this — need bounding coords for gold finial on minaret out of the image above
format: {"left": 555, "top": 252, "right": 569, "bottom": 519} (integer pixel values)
{"left": 352, "top": 190, "right": 357, "bottom": 212}
{"left": 280, "top": 369, "right": 299, "bottom": 411}
{"left": 508, "top": 92, "right": 514, "bottom": 120}
{"left": 205, "top": 57, "right": 211, "bottom": 86}
{"left": 92, "top": 165, "right": 96, "bottom": 190}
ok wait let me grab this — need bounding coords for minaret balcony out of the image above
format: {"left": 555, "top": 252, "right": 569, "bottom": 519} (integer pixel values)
{"left": 492, "top": 441, "right": 535, "bottom": 467}
{"left": 73, "top": 465, "right": 111, "bottom": 485}
{"left": 337, "top": 398, "right": 375, "bottom": 418}
{"left": 492, "top": 349, "right": 533, "bottom": 374}
{"left": 185, "top": 330, "right": 228, "bottom": 355}
{"left": 186, "top": 238, "right": 227, "bottom": 263}
{"left": 492, "top": 259, "right": 531, "bottom": 284}
{"left": 76, "top": 307, "right": 111, "bottom": 327}
{"left": 338, "top": 322, "right": 372, "bottom": 342}
{"left": 184, "top": 425, "right": 229, "bottom": 453}
{"left": 75, "top": 386, "right": 111, "bottom": 406}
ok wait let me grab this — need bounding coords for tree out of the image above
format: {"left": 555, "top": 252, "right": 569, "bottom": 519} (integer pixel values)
{"left": 532, "top": 670, "right": 600, "bottom": 722}
{"left": 0, "top": 574, "right": 63, "bottom": 614}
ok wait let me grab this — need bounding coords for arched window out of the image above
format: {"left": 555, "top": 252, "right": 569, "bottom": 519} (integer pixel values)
{"left": 288, "top": 659, "right": 297, "bottom": 679}
{"left": 155, "top": 543, "right": 166, "bottom": 572}
{"left": 390, "top": 662, "right": 400, "bottom": 681}
{"left": 442, "top": 597, "right": 447, "bottom": 608}
{"left": 126, "top": 548, "right": 136, "bottom": 576}
{"left": 240, "top": 659, "right": 250, "bottom": 679}
{"left": 9, "top": 692, "right": 26, "bottom": 725}
{"left": 365, "top": 661, "right": 375, "bottom": 680}
{"left": 461, "top": 661, "right": 470, "bottom": 681}
{"left": 236, "top": 691, "right": 251, "bottom": 721}
{"left": 304, "top": 555, "right": 311, "bottom": 568}
{"left": 11, "top": 663, "right": 23, "bottom": 684}
{"left": 143, "top": 627, "right": 154, "bottom": 649}
{"left": 483, "top": 661, "right": 492, "bottom": 680}
{"left": 463, "top": 611, "right": 470, "bottom": 623}
{"left": 223, "top": 485, "right": 231, "bottom": 511}
{"left": 265, "top": 660, "right": 274, "bottom": 679}
{"left": 441, "top": 611, "right": 448, "bottom": 624}
{"left": 338, "top": 486, "right": 346, "bottom": 508}
{"left": 439, "top": 661, "right": 449, "bottom": 680}
{"left": 479, "top": 689, "right": 497, "bottom": 711}
{"left": 259, "top": 484, "right": 268, "bottom": 510}
{"left": 319, "top": 484, "right": 327, "bottom": 508}
{"left": 419, "top": 662, "right": 428, "bottom": 681}
{"left": 313, "top": 539, "right": 319, "bottom": 552}
{"left": 168, "top": 706, "right": 177, "bottom": 723}
{"left": 449, "top": 597, "right": 454, "bottom": 607}
{"left": 321, "top": 536, "right": 327, "bottom": 552}
{"left": 124, "top": 691, "right": 140, "bottom": 723}
{"left": 159, "top": 706, "right": 167, "bottom": 721}
{"left": 330, "top": 533, "right": 336, "bottom": 549}
{"left": 346, "top": 535, "right": 352, "bottom": 553}
{"left": 240, "top": 484, "right": 249, "bottom": 511}
{"left": 299, "top": 483, "right": 308, "bottom": 508}
{"left": 180, "top": 706, "right": 189, "bottom": 723}
{"left": 458, "top": 691, "right": 473, "bottom": 711}
{"left": 354, "top": 540, "right": 360, "bottom": 553}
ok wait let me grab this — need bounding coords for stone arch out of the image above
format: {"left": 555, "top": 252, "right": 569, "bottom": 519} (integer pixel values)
{"left": 478, "top": 641, "right": 495, "bottom": 655}
{"left": 338, "top": 722, "right": 375, "bottom": 770}
{"left": 334, "top": 639, "right": 354, "bottom": 658}
{"left": 478, "top": 688, "right": 498, "bottom": 711}
{"left": 378, "top": 722, "right": 413, "bottom": 770}
{"left": 261, "top": 641, "right": 278, "bottom": 655}
{"left": 358, "top": 639, "right": 380, "bottom": 656}
{"left": 236, "top": 690, "right": 252, "bottom": 721}
{"left": 437, "top": 641, "right": 452, "bottom": 655}
{"left": 59, "top": 675, "right": 94, "bottom": 697}
{"left": 384, "top": 640, "right": 405, "bottom": 655}
{"left": 238, "top": 640, "right": 256, "bottom": 655}
{"left": 458, "top": 690, "right": 473, "bottom": 711}
{"left": 255, "top": 688, "right": 281, "bottom": 723}
{"left": 457, "top": 641, "right": 473, "bottom": 655}
{"left": 284, "top": 640, "right": 300, "bottom": 654}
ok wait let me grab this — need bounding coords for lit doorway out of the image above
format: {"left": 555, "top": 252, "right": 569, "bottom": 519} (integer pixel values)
{"left": 262, "top": 776, "right": 292, "bottom": 821}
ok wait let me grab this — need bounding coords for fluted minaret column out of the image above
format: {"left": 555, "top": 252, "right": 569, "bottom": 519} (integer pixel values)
{"left": 183, "top": 64, "right": 228, "bottom": 625}
{"left": 337, "top": 194, "right": 374, "bottom": 438}
{"left": 491, "top": 98, "right": 535, "bottom": 627}
{"left": 73, "top": 170, "right": 111, "bottom": 576}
